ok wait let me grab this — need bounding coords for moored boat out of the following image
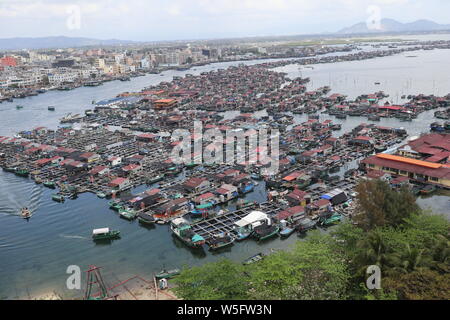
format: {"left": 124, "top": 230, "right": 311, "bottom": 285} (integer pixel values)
{"left": 170, "top": 217, "right": 205, "bottom": 248}
{"left": 243, "top": 252, "right": 264, "bottom": 265}
{"left": 420, "top": 184, "right": 437, "bottom": 195}
{"left": 253, "top": 223, "right": 279, "bottom": 241}
{"left": 43, "top": 181, "right": 56, "bottom": 188}
{"left": 296, "top": 218, "right": 317, "bottom": 233}
{"left": 14, "top": 168, "right": 29, "bottom": 177}
{"left": 206, "top": 232, "right": 235, "bottom": 251}
{"left": 109, "top": 201, "right": 123, "bottom": 211}
{"left": 319, "top": 212, "right": 342, "bottom": 227}
{"left": 51, "top": 194, "right": 65, "bottom": 202}
{"left": 137, "top": 211, "right": 155, "bottom": 225}
{"left": 155, "top": 268, "right": 180, "bottom": 279}
{"left": 119, "top": 208, "right": 137, "bottom": 220}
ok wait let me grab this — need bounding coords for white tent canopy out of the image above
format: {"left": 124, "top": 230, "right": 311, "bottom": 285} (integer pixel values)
{"left": 93, "top": 228, "right": 109, "bottom": 235}
{"left": 234, "top": 211, "right": 269, "bottom": 228}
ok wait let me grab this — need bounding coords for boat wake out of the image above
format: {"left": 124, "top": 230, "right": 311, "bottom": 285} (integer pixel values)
{"left": 59, "top": 234, "right": 89, "bottom": 240}
{"left": 0, "top": 173, "right": 42, "bottom": 216}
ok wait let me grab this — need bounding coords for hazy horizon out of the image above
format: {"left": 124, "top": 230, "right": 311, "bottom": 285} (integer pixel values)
{"left": 1, "top": 0, "right": 450, "bottom": 41}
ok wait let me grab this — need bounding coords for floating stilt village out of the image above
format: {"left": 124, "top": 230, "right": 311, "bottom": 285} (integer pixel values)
{"left": 1, "top": 41, "right": 450, "bottom": 255}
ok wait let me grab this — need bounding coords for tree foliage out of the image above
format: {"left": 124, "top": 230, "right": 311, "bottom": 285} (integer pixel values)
{"left": 247, "top": 234, "right": 350, "bottom": 300}
{"left": 172, "top": 259, "right": 250, "bottom": 300}
{"left": 354, "top": 180, "right": 420, "bottom": 231}
{"left": 171, "top": 180, "right": 449, "bottom": 300}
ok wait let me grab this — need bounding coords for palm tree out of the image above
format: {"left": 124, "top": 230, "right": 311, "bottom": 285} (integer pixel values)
{"left": 394, "top": 244, "right": 429, "bottom": 274}
{"left": 354, "top": 230, "right": 398, "bottom": 276}
{"left": 430, "top": 235, "right": 450, "bottom": 272}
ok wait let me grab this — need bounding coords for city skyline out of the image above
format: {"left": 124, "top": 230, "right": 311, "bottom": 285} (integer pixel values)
{"left": 1, "top": 0, "right": 450, "bottom": 41}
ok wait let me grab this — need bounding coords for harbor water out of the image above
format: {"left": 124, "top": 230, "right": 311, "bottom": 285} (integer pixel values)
{"left": 1, "top": 45, "right": 450, "bottom": 299}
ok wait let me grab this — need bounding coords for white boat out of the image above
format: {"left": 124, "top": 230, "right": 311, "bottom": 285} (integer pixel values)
{"left": 21, "top": 208, "right": 32, "bottom": 219}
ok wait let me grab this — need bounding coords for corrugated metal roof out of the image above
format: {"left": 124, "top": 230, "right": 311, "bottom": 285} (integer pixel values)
{"left": 376, "top": 154, "right": 442, "bottom": 169}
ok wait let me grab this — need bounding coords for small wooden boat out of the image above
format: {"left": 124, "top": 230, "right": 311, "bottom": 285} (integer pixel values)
{"left": 155, "top": 269, "right": 180, "bottom": 280}
{"left": 279, "top": 226, "right": 295, "bottom": 238}
{"left": 243, "top": 253, "right": 265, "bottom": 265}
{"left": 48, "top": 106, "right": 55, "bottom": 111}
{"left": 96, "top": 192, "right": 106, "bottom": 198}
{"left": 207, "top": 232, "right": 235, "bottom": 251}
{"left": 16, "top": 105, "right": 24, "bottom": 109}
{"left": 137, "top": 211, "right": 155, "bottom": 225}
{"left": 43, "top": 181, "right": 56, "bottom": 188}
{"left": 119, "top": 208, "right": 137, "bottom": 220}
{"left": 253, "top": 224, "right": 279, "bottom": 241}
{"left": 420, "top": 184, "right": 436, "bottom": 195}
{"left": 92, "top": 228, "right": 120, "bottom": 241}
{"left": 296, "top": 218, "right": 317, "bottom": 233}
{"left": 14, "top": 169, "right": 29, "bottom": 177}
{"left": 319, "top": 213, "right": 342, "bottom": 227}
{"left": 20, "top": 208, "right": 32, "bottom": 219}
{"left": 109, "top": 201, "right": 123, "bottom": 211}
{"left": 52, "top": 194, "right": 65, "bottom": 202}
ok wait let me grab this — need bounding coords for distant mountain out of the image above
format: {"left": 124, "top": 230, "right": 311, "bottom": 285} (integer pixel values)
{"left": 338, "top": 18, "right": 450, "bottom": 34}
{"left": 0, "top": 36, "right": 139, "bottom": 50}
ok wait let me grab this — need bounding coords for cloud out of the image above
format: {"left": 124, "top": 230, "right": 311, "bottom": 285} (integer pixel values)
{"left": 0, "top": 0, "right": 447, "bottom": 40}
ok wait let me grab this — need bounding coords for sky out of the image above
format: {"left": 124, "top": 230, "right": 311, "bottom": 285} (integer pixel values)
{"left": 0, "top": 0, "right": 449, "bottom": 41}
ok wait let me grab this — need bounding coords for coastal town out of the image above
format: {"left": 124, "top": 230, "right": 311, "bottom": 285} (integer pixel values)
{"left": 1, "top": 37, "right": 450, "bottom": 264}
{"left": 3, "top": 0, "right": 450, "bottom": 302}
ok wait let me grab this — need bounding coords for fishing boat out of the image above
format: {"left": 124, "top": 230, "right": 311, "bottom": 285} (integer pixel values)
{"left": 3, "top": 166, "right": 16, "bottom": 173}
{"left": 296, "top": 218, "right": 317, "bottom": 234}
{"left": 108, "top": 201, "right": 123, "bottom": 211}
{"left": 43, "top": 181, "right": 56, "bottom": 188}
{"left": 279, "top": 225, "right": 295, "bottom": 238}
{"left": 51, "top": 194, "right": 65, "bottom": 202}
{"left": 119, "top": 208, "right": 137, "bottom": 220}
{"left": 170, "top": 217, "right": 205, "bottom": 248}
{"left": 14, "top": 168, "right": 29, "bottom": 177}
{"left": 319, "top": 212, "right": 342, "bottom": 227}
{"left": 20, "top": 207, "right": 32, "bottom": 219}
{"left": 48, "top": 106, "right": 55, "bottom": 111}
{"left": 206, "top": 232, "right": 235, "bottom": 251}
{"left": 420, "top": 184, "right": 437, "bottom": 195}
{"left": 155, "top": 268, "right": 180, "bottom": 280}
{"left": 137, "top": 211, "right": 155, "bottom": 225}
{"left": 92, "top": 228, "right": 120, "bottom": 241}
{"left": 243, "top": 253, "right": 264, "bottom": 265}
{"left": 253, "top": 223, "right": 279, "bottom": 241}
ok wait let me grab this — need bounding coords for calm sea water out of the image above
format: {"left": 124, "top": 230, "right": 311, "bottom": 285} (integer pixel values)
{"left": 1, "top": 43, "right": 450, "bottom": 299}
